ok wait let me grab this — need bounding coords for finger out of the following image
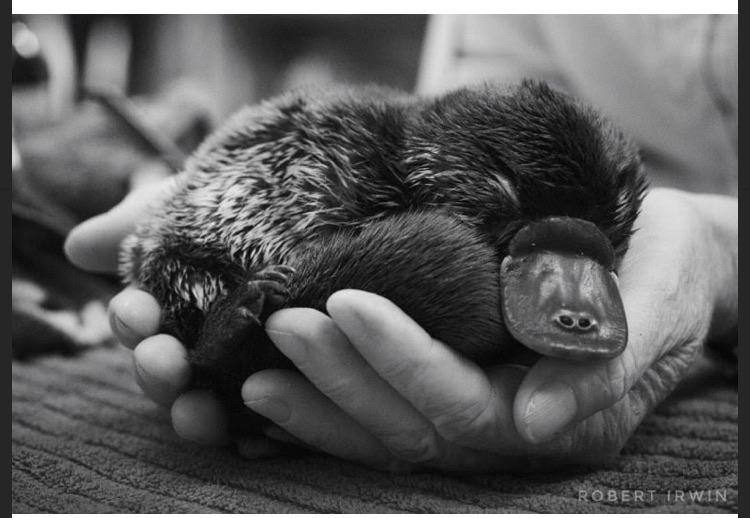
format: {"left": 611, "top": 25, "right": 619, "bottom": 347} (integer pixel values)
{"left": 241, "top": 369, "right": 411, "bottom": 472}
{"left": 171, "top": 390, "right": 229, "bottom": 446}
{"left": 514, "top": 209, "right": 703, "bottom": 444}
{"left": 108, "top": 289, "right": 162, "bottom": 349}
{"left": 64, "top": 175, "right": 180, "bottom": 273}
{"left": 325, "top": 290, "right": 527, "bottom": 451}
{"left": 133, "top": 334, "right": 191, "bottom": 407}
{"left": 245, "top": 351, "right": 530, "bottom": 472}
{"left": 266, "top": 307, "right": 442, "bottom": 463}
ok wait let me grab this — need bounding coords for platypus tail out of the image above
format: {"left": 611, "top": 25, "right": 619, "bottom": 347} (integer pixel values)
{"left": 286, "top": 210, "right": 510, "bottom": 363}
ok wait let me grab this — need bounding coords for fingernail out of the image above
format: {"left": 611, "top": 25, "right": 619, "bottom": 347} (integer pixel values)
{"left": 133, "top": 360, "right": 175, "bottom": 407}
{"left": 326, "top": 291, "right": 369, "bottom": 334}
{"left": 110, "top": 312, "right": 142, "bottom": 348}
{"left": 266, "top": 329, "right": 307, "bottom": 360}
{"left": 523, "top": 382, "right": 577, "bottom": 443}
{"left": 327, "top": 290, "right": 407, "bottom": 345}
{"left": 244, "top": 396, "right": 291, "bottom": 424}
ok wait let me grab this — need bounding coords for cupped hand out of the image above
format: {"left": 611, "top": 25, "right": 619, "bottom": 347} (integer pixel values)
{"left": 66, "top": 185, "right": 737, "bottom": 471}
{"left": 65, "top": 177, "right": 233, "bottom": 446}
{"left": 241, "top": 188, "right": 737, "bottom": 471}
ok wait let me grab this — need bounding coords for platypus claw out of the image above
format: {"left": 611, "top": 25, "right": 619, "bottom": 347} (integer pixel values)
{"left": 233, "top": 273, "right": 291, "bottom": 326}
{"left": 191, "top": 269, "right": 292, "bottom": 371}
{"left": 255, "top": 264, "right": 296, "bottom": 285}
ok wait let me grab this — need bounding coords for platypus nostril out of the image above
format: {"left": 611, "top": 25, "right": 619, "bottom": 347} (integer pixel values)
{"left": 554, "top": 311, "right": 598, "bottom": 333}
{"left": 556, "top": 314, "right": 575, "bottom": 328}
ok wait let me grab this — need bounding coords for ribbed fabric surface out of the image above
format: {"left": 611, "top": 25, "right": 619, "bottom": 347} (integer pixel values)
{"left": 12, "top": 347, "right": 737, "bottom": 513}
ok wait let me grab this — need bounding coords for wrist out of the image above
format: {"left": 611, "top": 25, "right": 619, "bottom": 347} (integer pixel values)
{"left": 683, "top": 190, "right": 738, "bottom": 345}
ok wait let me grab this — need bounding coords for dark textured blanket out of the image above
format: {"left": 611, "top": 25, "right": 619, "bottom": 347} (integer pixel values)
{"left": 11, "top": 346, "right": 737, "bottom": 513}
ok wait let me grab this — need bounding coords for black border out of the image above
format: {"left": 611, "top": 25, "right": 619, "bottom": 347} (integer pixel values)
{"left": 736, "top": 8, "right": 745, "bottom": 517}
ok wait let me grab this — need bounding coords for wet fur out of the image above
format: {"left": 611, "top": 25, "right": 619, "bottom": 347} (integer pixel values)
{"left": 120, "top": 80, "right": 647, "bottom": 435}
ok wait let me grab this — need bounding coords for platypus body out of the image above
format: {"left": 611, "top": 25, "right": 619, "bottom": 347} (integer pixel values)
{"left": 120, "top": 80, "right": 647, "bottom": 435}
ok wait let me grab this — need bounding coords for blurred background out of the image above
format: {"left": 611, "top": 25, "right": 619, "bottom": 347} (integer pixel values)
{"left": 12, "top": 13, "right": 737, "bottom": 358}
{"left": 11, "top": 14, "right": 428, "bottom": 359}
{"left": 13, "top": 14, "right": 428, "bottom": 121}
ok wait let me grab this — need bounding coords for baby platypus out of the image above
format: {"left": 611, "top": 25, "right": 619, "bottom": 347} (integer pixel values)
{"left": 120, "top": 80, "right": 647, "bottom": 434}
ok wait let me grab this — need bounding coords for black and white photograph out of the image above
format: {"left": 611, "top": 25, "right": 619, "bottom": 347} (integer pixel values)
{"left": 11, "top": 9, "right": 738, "bottom": 515}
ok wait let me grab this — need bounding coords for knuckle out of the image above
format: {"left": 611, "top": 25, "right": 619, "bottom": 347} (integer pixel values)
{"left": 542, "top": 416, "right": 619, "bottom": 466}
{"left": 569, "top": 365, "right": 627, "bottom": 422}
{"left": 377, "top": 339, "right": 441, "bottom": 390}
{"left": 318, "top": 374, "right": 360, "bottom": 403}
{"left": 380, "top": 357, "right": 427, "bottom": 387}
{"left": 606, "top": 357, "right": 630, "bottom": 403}
{"left": 432, "top": 397, "right": 491, "bottom": 443}
{"left": 381, "top": 428, "right": 440, "bottom": 463}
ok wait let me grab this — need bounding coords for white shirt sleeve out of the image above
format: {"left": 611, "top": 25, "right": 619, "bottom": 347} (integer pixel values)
{"left": 417, "top": 15, "right": 572, "bottom": 96}
{"left": 417, "top": 14, "right": 737, "bottom": 196}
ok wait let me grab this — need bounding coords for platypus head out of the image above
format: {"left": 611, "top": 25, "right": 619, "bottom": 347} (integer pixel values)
{"left": 489, "top": 82, "right": 646, "bottom": 361}
{"left": 413, "top": 79, "right": 648, "bottom": 361}
{"left": 500, "top": 216, "right": 627, "bottom": 361}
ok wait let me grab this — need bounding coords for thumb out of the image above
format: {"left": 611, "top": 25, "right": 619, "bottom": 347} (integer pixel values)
{"left": 512, "top": 275, "right": 681, "bottom": 444}
{"left": 512, "top": 189, "right": 711, "bottom": 444}
{"left": 64, "top": 176, "right": 180, "bottom": 273}
{"left": 513, "top": 255, "right": 704, "bottom": 445}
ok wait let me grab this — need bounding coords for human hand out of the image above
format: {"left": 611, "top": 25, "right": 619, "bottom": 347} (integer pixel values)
{"left": 65, "top": 177, "right": 233, "bottom": 446}
{"left": 240, "top": 188, "right": 737, "bottom": 471}
{"left": 66, "top": 185, "right": 737, "bottom": 471}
